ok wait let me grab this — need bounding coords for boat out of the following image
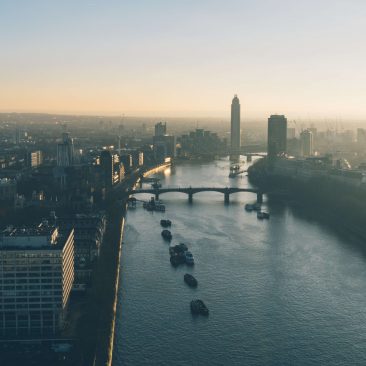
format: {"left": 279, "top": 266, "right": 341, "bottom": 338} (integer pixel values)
{"left": 170, "top": 252, "right": 186, "bottom": 266}
{"left": 160, "top": 219, "right": 172, "bottom": 227}
{"left": 257, "top": 211, "right": 270, "bottom": 220}
{"left": 161, "top": 229, "right": 172, "bottom": 241}
{"left": 169, "top": 243, "right": 188, "bottom": 255}
{"left": 144, "top": 197, "right": 166, "bottom": 212}
{"left": 245, "top": 203, "right": 254, "bottom": 212}
{"left": 185, "top": 251, "right": 194, "bottom": 265}
{"left": 190, "top": 299, "right": 209, "bottom": 315}
{"left": 184, "top": 273, "right": 198, "bottom": 287}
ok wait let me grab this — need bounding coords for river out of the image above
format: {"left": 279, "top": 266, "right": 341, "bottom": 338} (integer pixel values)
{"left": 112, "top": 157, "right": 366, "bottom": 366}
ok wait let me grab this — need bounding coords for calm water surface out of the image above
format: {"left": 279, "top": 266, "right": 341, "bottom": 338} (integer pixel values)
{"left": 113, "top": 158, "right": 366, "bottom": 366}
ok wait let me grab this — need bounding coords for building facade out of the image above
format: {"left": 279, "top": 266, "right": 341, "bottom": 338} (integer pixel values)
{"left": 267, "top": 115, "right": 287, "bottom": 159}
{"left": 300, "top": 129, "right": 314, "bottom": 157}
{"left": 0, "top": 223, "right": 74, "bottom": 337}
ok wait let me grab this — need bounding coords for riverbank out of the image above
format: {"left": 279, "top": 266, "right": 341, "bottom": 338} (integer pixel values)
{"left": 248, "top": 158, "right": 366, "bottom": 241}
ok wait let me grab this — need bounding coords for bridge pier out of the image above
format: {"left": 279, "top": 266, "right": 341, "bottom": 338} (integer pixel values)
{"left": 257, "top": 192, "right": 263, "bottom": 204}
{"left": 224, "top": 192, "right": 230, "bottom": 204}
{"left": 155, "top": 193, "right": 160, "bottom": 200}
{"left": 188, "top": 193, "right": 193, "bottom": 203}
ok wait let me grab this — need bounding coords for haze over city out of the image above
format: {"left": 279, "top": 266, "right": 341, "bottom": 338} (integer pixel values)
{"left": 1, "top": 0, "right": 366, "bottom": 119}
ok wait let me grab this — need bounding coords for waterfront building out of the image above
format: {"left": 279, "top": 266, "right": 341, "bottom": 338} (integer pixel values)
{"left": 300, "top": 129, "right": 314, "bottom": 157}
{"left": 0, "top": 223, "right": 74, "bottom": 336}
{"left": 57, "top": 133, "right": 74, "bottom": 167}
{"left": 153, "top": 122, "right": 176, "bottom": 163}
{"left": 267, "top": 115, "right": 287, "bottom": 159}
{"left": 230, "top": 95, "right": 241, "bottom": 155}
{"left": 57, "top": 214, "right": 106, "bottom": 288}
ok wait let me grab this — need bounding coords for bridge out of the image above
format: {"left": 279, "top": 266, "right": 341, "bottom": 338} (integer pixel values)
{"left": 127, "top": 186, "right": 263, "bottom": 204}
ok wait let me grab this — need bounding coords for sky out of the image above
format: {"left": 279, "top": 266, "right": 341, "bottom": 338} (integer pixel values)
{"left": 0, "top": 0, "right": 366, "bottom": 119}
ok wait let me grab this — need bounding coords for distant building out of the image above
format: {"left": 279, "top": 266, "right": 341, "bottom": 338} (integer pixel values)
{"left": 120, "top": 154, "right": 132, "bottom": 173}
{"left": 28, "top": 150, "right": 43, "bottom": 168}
{"left": 230, "top": 95, "right": 241, "bottom": 154}
{"left": 153, "top": 123, "right": 176, "bottom": 163}
{"left": 287, "top": 128, "right": 296, "bottom": 139}
{"left": 57, "top": 133, "right": 74, "bottom": 167}
{"left": 300, "top": 129, "right": 314, "bottom": 157}
{"left": 154, "top": 122, "right": 167, "bottom": 137}
{"left": 357, "top": 129, "right": 366, "bottom": 150}
{"left": 0, "top": 223, "right": 74, "bottom": 336}
{"left": 267, "top": 115, "right": 287, "bottom": 159}
{"left": 0, "top": 178, "right": 16, "bottom": 201}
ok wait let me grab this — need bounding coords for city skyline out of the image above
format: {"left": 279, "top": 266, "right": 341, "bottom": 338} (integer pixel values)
{"left": 1, "top": 0, "right": 366, "bottom": 119}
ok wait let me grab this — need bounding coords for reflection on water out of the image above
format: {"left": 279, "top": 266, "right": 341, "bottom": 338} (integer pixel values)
{"left": 113, "top": 158, "right": 366, "bottom": 366}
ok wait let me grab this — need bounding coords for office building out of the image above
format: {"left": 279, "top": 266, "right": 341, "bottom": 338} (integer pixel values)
{"left": 267, "top": 115, "right": 287, "bottom": 159}
{"left": 230, "top": 95, "right": 241, "bottom": 154}
{"left": 0, "top": 223, "right": 74, "bottom": 336}
{"left": 300, "top": 129, "right": 314, "bottom": 157}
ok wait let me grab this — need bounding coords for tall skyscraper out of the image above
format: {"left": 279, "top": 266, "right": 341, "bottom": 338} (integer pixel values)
{"left": 100, "top": 150, "right": 113, "bottom": 188}
{"left": 267, "top": 115, "right": 287, "bottom": 159}
{"left": 230, "top": 95, "right": 241, "bottom": 154}
{"left": 300, "top": 129, "right": 314, "bottom": 157}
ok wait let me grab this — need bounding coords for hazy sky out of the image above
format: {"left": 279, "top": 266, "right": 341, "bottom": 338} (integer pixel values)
{"left": 1, "top": 0, "right": 365, "bottom": 119}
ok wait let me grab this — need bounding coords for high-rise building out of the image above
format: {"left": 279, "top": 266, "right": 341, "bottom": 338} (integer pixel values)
{"left": 267, "top": 115, "right": 287, "bottom": 159}
{"left": 100, "top": 150, "right": 113, "bottom": 188}
{"left": 57, "top": 133, "right": 74, "bottom": 167}
{"left": 153, "top": 122, "right": 176, "bottom": 162}
{"left": 230, "top": 95, "right": 241, "bottom": 154}
{"left": 154, "top": 122, "right": 167, "bottom": 137}
{"left": 0, "top": 223, "right": 74, "bottom": 336}
{"left": 300, "top": 129, "right": 314, "bottom": 157}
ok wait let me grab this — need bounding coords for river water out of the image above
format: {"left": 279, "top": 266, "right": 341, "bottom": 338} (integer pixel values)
{"left": 113, "top": 158, "right": 366, "bottom": 366}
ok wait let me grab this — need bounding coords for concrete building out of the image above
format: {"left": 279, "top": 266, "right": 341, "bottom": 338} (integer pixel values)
{"left": 0, "top": 223, "right": 74, "bottom": 336}
{"left": 300, "top": 129, "right": 314, "bottom": 157}
{"left": 268, "top": 115, "right": 287, "bottom": 159}
{"left": 57, "top": 214, "right": 106, "bottom": 288}
{"left": 230, "top": 95, "right": 241, "bottom": 154}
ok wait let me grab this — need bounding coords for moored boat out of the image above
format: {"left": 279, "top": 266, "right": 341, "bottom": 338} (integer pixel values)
{"left": 184, "top": 273, "right": 198, "bottom": 287}
{"left": 160, "top": 219, "right": 172, "bottom": 227}
{"left": 257, "top": 211, "right": 270, "bottom": 220}
{"left": 190, "top": 299, "right": 209, "bottom": 315}
{"left": 161, "top": 229, "right": 172, "bottom": 241}
{"left": 185, "top": 251, "right": 194, "bottom": 265}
